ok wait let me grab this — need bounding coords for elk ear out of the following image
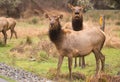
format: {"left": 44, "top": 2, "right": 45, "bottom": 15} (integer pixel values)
{"left": 44, "top": 13, "right": 49, "bottom": 18}
{"left": 67, "top": 3, "right": 74, "bottom": 10}
{"left": 58, "top": 14, "right": 63, "bottom": 19}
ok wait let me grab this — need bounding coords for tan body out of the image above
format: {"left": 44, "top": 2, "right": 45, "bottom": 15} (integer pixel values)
{"left": 57, "top": 28, "right": 105, "bottom": 57}
{"left": 45, "top": 14, "right": 106, "bottom": 79}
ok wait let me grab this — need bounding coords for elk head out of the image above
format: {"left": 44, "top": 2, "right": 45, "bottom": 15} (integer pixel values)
{"left": 68, "top": 4, "right": 86, "bottom": 19}
{"left": 45, "top": 13, "right": 63, "bottom": 29}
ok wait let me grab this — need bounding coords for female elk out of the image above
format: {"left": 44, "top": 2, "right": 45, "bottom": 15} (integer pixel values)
{"left": 68, "top": 4, "right": 86, "bottom": 68}
{"left": 45, "top": 14, "right": 105, "bottom": 79}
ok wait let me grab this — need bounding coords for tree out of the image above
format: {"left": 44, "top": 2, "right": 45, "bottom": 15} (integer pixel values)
{"left": 0, "top": 0, "right": 22, "bottom": 18}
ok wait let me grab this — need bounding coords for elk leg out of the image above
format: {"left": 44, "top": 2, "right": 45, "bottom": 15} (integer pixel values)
{"left": 74, "top": 57, "right": 77, "bottom": 68}
{"left": 79, "top": 57, "right": 81, "bottom": 67}
{"left": 93, "top": 50, "right": 100, "bottom": 75}
{"left": 13, "top": 30, "right": 17, "bottom": 39}
{"left": 98, "top": 51, "right": 105, "bottom": 71}
{"left": 2, "top": 30, "right": 7, "bottom": 45}
{"left": 68, "top": 57, "right": 73, "bottom": 79}
{"left": 81, "top": 56, "right": 85, "bottom": 68}
{"left": 10, "top": 30, "right": 13, "bottom": 39}
{"left": 10, "top": 29, "right": 17, "bottom": 39}
{"left": 56, "top": 56, "right": 64, "bottom": 79}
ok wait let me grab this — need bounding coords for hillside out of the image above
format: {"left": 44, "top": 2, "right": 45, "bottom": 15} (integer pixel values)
{"left": 0, "top": 0, "right": 120, "bottom": 18}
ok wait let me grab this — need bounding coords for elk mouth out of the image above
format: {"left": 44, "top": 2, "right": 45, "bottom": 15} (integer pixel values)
{"left": 74, "top": 12, "right": 80, "bottom": 19}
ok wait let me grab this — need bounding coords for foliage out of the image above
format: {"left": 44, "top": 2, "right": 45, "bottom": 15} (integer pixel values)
{"left": 77, "top": 0, "right": 94, "bottom": 10}
{"left": 104, "top": 0, "right": 120, "bottom": 8}
{"left": 26, "top": 36, "right": 33, "bottom": 45}
{"left": 0, "top": 0, "right": 22, "bottom": 18}
{"left": 29, "top": 17, "right": 39, "bottom": 24}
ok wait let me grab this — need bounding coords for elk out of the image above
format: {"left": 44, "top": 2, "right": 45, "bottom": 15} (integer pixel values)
{"left": 0, "top": 17, "right": 17, "bottom": 44}
{"left": 0, "top": 17, "right": 8, "bottom": 44}
{"left": 67, "top": 4, "right": 86, "bottom": 68}
{"left": 45, "top": 14, "right": 106, "bottom": 79}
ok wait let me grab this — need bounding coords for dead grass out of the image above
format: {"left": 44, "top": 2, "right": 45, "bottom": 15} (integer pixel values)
{"left": 87, "top": 72, "right": 120, "bottom": 82}
{"left": 10, "top": 35, "right": 58, "bottom": 60}
{"left": 105, "top": 27, "right": 120, "bottom": 48}
{"left": 47, "top": 68, "right": 86, "bottom": 81}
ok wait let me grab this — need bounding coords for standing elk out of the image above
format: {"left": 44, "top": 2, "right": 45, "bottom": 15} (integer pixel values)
{"left": 67, "top": 4, "right": 86, "bottom": 68}
{"left": 45, "top": 14, "right": 106, "bottom": 79}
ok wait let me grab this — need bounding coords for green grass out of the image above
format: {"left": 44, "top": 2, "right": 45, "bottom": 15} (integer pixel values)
{"left": 0, "top": 75, "right": 16, "bottom": 82}
{"left": 0, "top": 32, "right": 120, "bottom": 81}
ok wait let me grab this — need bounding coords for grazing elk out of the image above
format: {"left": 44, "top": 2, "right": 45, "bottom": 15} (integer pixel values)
{"left": 45, "top": 14, "right": 106, "bottom": 79}
{"left": 0, "top": 17, "right": 17, "bottom": 44}
{"left": 68, "top": 4, "right": 86, "bottom": 68}
{"left": 0, "top": 17, "right": 8, "bottom": 44}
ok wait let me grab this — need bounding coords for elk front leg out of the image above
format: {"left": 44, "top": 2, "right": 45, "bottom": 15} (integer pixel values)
{"left": 56, "top": 55, "right": 64, "bottom": 79}
{"left": 2, "top": 30, "right": 7, "bottom": 45}
{"left": 68, "top": 56, "right": 73, "bottom": 79}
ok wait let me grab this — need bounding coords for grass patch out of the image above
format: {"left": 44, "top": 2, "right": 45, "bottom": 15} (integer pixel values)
{"left": 0, "top": 75, "right": 16, "bottom": 82}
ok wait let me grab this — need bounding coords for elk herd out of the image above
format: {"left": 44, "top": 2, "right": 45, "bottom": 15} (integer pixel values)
{"left": 0, "top": 4, "right": 106, "bottom": 80}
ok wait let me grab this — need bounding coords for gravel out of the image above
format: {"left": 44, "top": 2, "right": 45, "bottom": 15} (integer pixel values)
{"left": 0, "top": 63, "right": 53, "bottom": 82}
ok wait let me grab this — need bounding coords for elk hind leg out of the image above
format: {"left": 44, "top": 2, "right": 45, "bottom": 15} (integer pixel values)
{"left": 81, "top": 56, "right": 85, "bottom": 68}
{"left": 93, "top": 49, "right": 101, "bottom": 75}
{"left": 74, "top": 57, "right": 77, "bottom": 68}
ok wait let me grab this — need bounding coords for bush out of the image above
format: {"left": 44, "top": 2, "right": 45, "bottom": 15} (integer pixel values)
{"left": 29, "top": 17, "right": 39, "bottom": 24}
{"left": 116, "top": 21, "right": 120, "bottom": 26}
{"left": 0, "top": 0, "right": 22, "bottom": 18}
{"left": 26, "top": 36, "right": 32, "bottom": 45}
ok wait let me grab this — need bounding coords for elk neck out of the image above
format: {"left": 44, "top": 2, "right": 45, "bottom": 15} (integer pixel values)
{"left": 72, "top": 15, "right": 83, "bottom": 31}
{"left": 48, "top": 22, "right": 63, "bottom": 44}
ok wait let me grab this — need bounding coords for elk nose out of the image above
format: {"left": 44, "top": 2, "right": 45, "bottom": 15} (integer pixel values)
{"left": 75, "top": 10, "right": 79, "bottom": 14}
{"left": 50, "top": 20, "right": 55, "bottom": 25}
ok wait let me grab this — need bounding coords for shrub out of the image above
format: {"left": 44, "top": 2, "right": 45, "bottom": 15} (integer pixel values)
{"left": 26, "top": 36, "right": 32, "bottom": 45}
{"left": 116, "top": 21, "right": 120, "bottom": 26}
{"left": 29, "top": 17, "right": 39, "bottom": 24}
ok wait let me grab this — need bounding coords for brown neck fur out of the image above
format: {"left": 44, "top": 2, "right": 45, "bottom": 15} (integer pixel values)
{"left": 72, "top": 14, "right": 83, "bottom": 31}
{"left": 49, "top": 23, "right": 62, "bottom": 44}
